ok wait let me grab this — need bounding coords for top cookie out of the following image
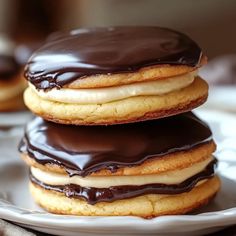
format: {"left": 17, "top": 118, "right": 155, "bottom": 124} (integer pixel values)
{"left": 24, "top": 27, "right": 208, "bottom": 125}
{"left": 25, "top": 26, "right": 204, "bottom": 89}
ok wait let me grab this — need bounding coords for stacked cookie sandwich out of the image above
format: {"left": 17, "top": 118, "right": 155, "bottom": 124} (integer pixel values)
{"left": 19, "top": 27, "right": 220, "bottom": 217}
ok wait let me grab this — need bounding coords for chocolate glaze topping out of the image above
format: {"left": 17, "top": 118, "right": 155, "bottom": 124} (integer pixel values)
{"left": 19, "top": 113, "right": 212, "bottom": 177}
{"left": 30, "top": 160, "right": 216, "bottom": 204}
{"left": 25, "top": 27, "right": 202, "bottom": 90}
{"left": 0, "top": 55, "right": 20, "bottom": 79}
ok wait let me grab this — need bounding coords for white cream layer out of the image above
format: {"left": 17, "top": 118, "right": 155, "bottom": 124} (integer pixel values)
{"left": 31, "top": 156, "right": 212, "bottom": 188}
{"left": 0, "top": 82, "right": 25, "bottom": 101}
{"left": 31, "top": 71, "right": 197, "bottom": 104}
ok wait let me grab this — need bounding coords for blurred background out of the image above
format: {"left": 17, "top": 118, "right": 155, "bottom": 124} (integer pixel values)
{"left": 0, "top": 1, "right": 236, "bottom": 234}
{"left": 0, "top": 0, "right": 236, "bottom": 110}
{"left": 1, "top": 0, "right": 236, "bottom": 58}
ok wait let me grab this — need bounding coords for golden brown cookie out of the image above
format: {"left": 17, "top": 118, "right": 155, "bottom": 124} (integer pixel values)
{"left": 24, "top": 76, "right": 208, "bottom": 125}
{"left": 24, "top": 27, "right": 207, "bottom": 125}
{"left": 65, "top": 57, "right": 207, "bottom": 89}
{"left": 19, "top": 113, "right": 220, "bottom": 217}
{"left": 29, "top": 176, "right": 220, "bottom": 217}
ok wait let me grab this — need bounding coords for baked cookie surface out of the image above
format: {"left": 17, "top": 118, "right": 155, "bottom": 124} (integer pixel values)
{"left": 30, "top": 176, "right": 220, "bottom": 217}
{"left": 19, "top": 27, "right": 219, "bottom": 217}
{"left": 24, "top": 76, "right": 208, "bottom": 125}
{"left": 19, "top": 113, "right": 220, "bottom": 217}
{"left": 25, "top": 27, "right": 204, "bottom": 90}
{"left": 24, "top": 27, "right": 207, "bottom": 125}
{"left": 19, "top": 112, "right": 213, "bottom": 176}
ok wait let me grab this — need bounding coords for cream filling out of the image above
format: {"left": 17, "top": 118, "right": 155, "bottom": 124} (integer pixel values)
{"left": 31, "top": 156, "right": 213, "bottom": 188}
{"left": 30, "top": 71, "right": 197, "bottom": 104}
{"left": 0, "top": 82, "right": 25, "bottom": 101}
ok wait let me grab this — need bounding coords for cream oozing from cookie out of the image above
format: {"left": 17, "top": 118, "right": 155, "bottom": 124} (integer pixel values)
{"left": 31, "top": 156, "right": 212, "bottom": 188}
{"left": 30, "top": 71, "right": 197, "bottom": 104}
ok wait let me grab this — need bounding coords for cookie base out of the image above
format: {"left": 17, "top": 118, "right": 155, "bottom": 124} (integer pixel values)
{"left": 24, "top": 77, "right": 208, "bottom": 125}
{"left": 30, "top": 175, "right": 220, "bottom": 218}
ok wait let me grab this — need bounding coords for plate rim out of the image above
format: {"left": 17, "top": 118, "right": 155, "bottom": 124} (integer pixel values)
{"left": 0, "top": 109, "right": 236, "bottom": 233}
{"left": 1, "top": 200, "right": 236, "bottom": 230}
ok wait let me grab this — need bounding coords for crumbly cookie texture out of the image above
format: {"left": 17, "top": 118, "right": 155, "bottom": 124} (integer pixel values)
{"left": 65, "top": 56, "right": 207, "bottom": 89}
{"left": 24, "top": 77, "right": 208, "bottom": 125}
{"left": 21, "top": 141, "right": 215, "bottom": 176}
{"left": 30, "top": 176, "right": 220, "bottom": 217}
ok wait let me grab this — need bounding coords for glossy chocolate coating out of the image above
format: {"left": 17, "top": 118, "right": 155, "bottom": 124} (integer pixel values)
{"left": 19, "top": 113, "right": 212, "bottom": 177}
{"left": 30, "top": 160, "right": 216, "bottom": 204}
{"left": 0, "top": 55, "right": 20, "bottom": 79}
{"left": 25, "top": 27, "right": 202, "bottom": 90}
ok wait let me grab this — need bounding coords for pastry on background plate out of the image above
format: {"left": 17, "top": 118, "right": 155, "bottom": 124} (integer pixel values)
{"left": 19, "top": 113, "right": 220, "bottom": 217}
{"left": 24, "top": 27, "right": 208, "bottom": 125}
{"left": 0, "top": 35, "right": 26, "bottom": 112}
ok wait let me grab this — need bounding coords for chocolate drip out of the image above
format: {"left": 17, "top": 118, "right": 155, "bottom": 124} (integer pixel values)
{"left": 25, "top": 27, "right": 202, "bottom": 90}
{"left": 0, "top": 55, "right": 20, "bottom": 79}
{"left": 19, "top": 113, "right": 212, "bottom": 177}
{"left": 30, "top": 160, "right": 216, "bottom": 204}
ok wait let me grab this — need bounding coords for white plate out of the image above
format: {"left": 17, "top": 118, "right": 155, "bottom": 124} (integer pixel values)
{"left": 0, "top": 109, "right": 236, "bottom": 236}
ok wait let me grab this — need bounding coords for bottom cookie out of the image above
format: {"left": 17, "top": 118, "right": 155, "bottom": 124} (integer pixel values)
{"left": 30, "top": 176, "right": 220, "bottom": 218}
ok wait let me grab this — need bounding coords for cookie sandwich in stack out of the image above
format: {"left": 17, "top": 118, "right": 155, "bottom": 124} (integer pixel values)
{"left": 19, "top": 27, "right": 220, "bottom": 217}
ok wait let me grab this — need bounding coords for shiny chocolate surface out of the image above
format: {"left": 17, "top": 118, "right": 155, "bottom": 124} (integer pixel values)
{"left": 25, "top": 27, "right": 202, "bottom": 90}
{"left": 19, "top": 113, "right": 212, "bottom": 177}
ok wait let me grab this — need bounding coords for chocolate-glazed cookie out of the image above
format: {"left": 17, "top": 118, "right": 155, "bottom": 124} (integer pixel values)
{"left": 23, "top": 26, "right": 208, "bottom": 125}
{"left": 20, "top": 112, "right": 220, "bottom": 217}
{"left": 29, "top": 159, "right": 216, "bottom": 204}
{"left": 19, "top": 112, "right": 213, "bottom": 177}
{"left": 25, "top": 27, "right": 203, "bottom": 90}
{"left": 19, "top": 27, "right": 220, "bottom": 217}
